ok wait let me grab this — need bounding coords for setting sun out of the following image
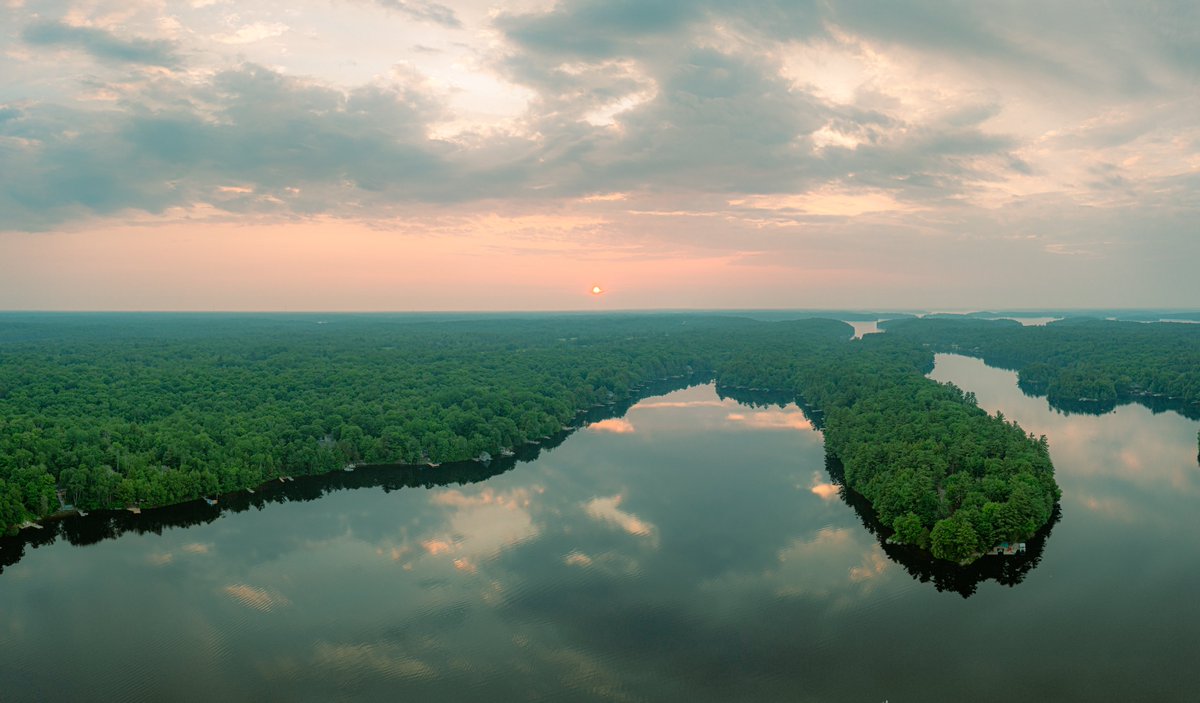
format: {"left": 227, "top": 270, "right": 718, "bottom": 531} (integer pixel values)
{"left": 591, "top": 286, "right": 603, "bottom": 295}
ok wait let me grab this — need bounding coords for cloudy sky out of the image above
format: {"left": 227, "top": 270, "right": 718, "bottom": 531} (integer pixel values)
{"left": 1, "top": 0, "right": 1196, "bottom": 311}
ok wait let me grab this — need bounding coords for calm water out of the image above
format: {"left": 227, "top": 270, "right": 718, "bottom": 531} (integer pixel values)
{"left": 3, "top": 361, "right": 1199, "bottom": 701}
{"left": 844, "top": 320, "right": 880, "bottom": 339}
{"left": 999, "top": 316, "right": 1061, "bottom": 326}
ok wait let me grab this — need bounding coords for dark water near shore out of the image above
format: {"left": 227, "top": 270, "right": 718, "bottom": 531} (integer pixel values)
{"left": 2, "top": 357, "right": 1199, "bottom": 701}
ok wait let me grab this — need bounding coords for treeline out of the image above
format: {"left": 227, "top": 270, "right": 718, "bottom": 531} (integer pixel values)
{"left": 881, "top": 316, "right": 1200, "bottom": 418}
{"left": 0, "top": 313, "right": 1060, "bottom": 563}
{"left": 0, "top": 314, "right": 840, "bottom": 528}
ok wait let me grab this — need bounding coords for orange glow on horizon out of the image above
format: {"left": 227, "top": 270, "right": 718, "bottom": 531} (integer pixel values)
{"left": 0, "top": 215, "right": 874, "bottom": 311}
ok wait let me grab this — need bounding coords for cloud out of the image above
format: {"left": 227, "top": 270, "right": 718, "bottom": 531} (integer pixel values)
{"left": 3, "top": 44, "right": 890, "bottom": 231}
{"left": 499, "top": 45, "right": 837, "bottom": 197}
{"left": 213, "top": 21, "right": 289, "bottom": 45}
{"left": 486, "top": 3, "right": 1045, "bottom": 212}
{"left": 497, "top": 0, "right": 702, "bottom": 59}
{"left": 0, "top": 0, "right": 1196, "bottom": 314}
{"left": 0, "top": 64, "right": 456, "bottom": 229}
{"left": 497, "top": 1, "right": 830, "bottom": 63}
{"left": 374, "top": 0, "right": 461, "bottom": 29}
{"left": 21, "top": 19, "right": 181, "bottom": 68}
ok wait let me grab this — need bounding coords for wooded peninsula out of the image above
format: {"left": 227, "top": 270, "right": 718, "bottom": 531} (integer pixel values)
{"left": 0, "top": 313, "right": 1085, "bottom": 563}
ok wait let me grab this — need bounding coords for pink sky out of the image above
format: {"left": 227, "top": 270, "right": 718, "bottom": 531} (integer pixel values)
{"left": 2, "top": 1, "right": 1197, "bottom": 310}
{"left": 0, "top": 214, "right": 935, "bottom": 311}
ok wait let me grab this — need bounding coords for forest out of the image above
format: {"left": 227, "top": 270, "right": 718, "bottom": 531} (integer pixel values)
{"left": 0, "top": 313, "right": 1059, "bottom": 563}
{"left": 881, "top": 316, "right": 1200, "bottom": 419}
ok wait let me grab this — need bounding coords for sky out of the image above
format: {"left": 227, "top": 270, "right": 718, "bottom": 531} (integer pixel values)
{"left": 1, "top": 0, "right": 1197, "bottom": 311}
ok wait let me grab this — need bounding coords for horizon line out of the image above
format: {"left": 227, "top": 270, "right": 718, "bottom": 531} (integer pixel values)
{"left": 1, "top": 307, "right": 1197, "bottom": 315}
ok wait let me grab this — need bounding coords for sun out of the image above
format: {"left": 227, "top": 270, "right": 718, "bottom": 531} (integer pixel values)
{"left": 591, "top": 285, "right": 603, "bottom": 295}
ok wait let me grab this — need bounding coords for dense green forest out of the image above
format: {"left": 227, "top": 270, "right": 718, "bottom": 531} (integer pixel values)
{"left": 925, "top": 310, "right": 1200, "bottom": 323}
{"left": 0, "top": 313, "right": 1058, "bottom": 562}
{"left": 716, "top": 334, "right": 1059, "bottom": 561}
{"left": 881, "top": 317, "right": 1200, "bottom": 418}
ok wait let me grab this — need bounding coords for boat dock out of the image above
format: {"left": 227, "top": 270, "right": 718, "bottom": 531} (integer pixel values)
{"left": 988, "top": 542, "right": 1027, "bottom": 556}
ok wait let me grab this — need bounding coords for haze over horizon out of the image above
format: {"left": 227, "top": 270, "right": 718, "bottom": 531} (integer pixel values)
{"left": 2, "top": 1, "right": 1196, "bottom": 311}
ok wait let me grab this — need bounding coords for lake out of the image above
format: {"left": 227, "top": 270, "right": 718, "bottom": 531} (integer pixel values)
{"left": 844, "top": 319, "right": 880, "bottom": 339}
{"left": 2, "top": 356, "right": 1199, "bottom": 701}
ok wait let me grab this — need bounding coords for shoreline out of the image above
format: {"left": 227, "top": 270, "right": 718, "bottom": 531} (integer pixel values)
{"left": 5, "top": 372, "right": 715, "bottom": 536}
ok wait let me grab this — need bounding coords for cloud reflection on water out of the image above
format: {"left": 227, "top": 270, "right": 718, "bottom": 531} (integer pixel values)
{"left": 726, "top": 410, "right": 813, "bottom": 431}
{"left": 583, "top": 494, "right": 657, "bottom": 540}
{"left": 774, "top": 527, "right": 893, "bottom": 599}
{"left": 222, "top": 583, "right": 291, "bottom": 612}
{"left": 632, "top": 400, "right": 730, "bottom": 410}
{"left": 586, "top": 418, "right": 635, "bottom": 434}
{"left": 390, "top": 486, "right": 544, "bottom": 573}
{"left": 807, "top": 471, "right": 841, "bottom": 501}
{"left": 309, "top": 641, "right": 436, "bottom": 682}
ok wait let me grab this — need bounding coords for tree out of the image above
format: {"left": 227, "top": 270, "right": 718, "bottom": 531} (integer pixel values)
{"left": 892, "top": 512, "right": 929, "bottom": 549}
{"left": 930, "top": 514, "right": 980, "bottom": 562}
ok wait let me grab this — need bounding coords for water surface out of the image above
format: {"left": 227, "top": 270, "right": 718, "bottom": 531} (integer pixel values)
{"left": 844, "top": 319, "right": 880, "bottom": 339}
{"left": 999, "top": 316, "right": 1061, "bottom": 326}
